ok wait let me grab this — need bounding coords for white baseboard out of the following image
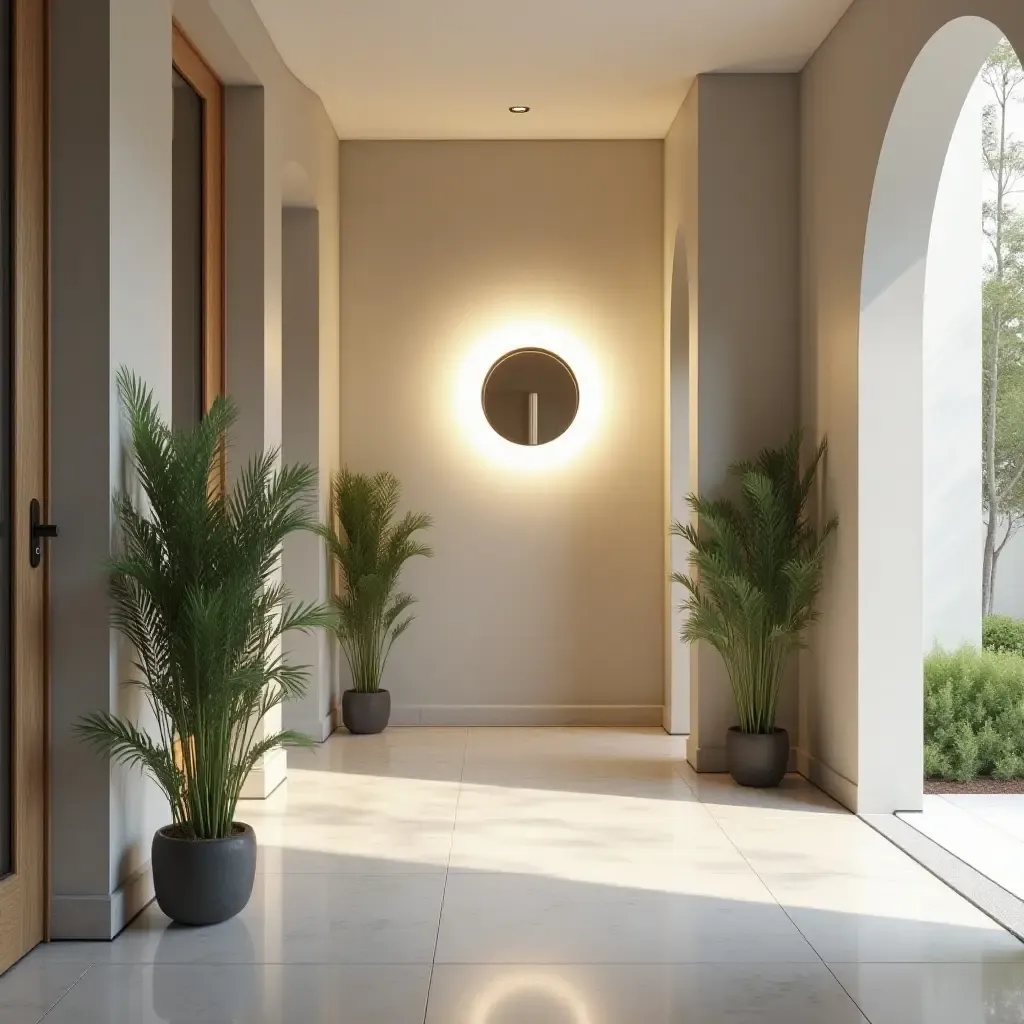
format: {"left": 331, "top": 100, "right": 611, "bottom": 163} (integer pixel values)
{"left": 51, "top": 861, "right": 154, "bottom": 940}
{"left": 290, "top": 709, "right": 337, "bottom": 743}
{"left": 685, "top": 739, "right": 728, "bottom": 773}
{"left": 795, "top": 747, "right": 858, "bottom": 812}
{"left": 389, "top": 704, "right": 664, "bottom": 727}
{"left": 239, "top": 746, "right": 287, "bottom": 799}
{"left": 321, "top": 706, "right": 337, "bottom": 741}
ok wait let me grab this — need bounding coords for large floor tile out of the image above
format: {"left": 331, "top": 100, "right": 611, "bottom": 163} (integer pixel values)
{"left": 772, "top": 875, "right": 1024, "bottom": 962}
{"left": 40, "top": 964, "right": 431, "bottom": 1024}
{"left": 285, "top": 729, "right": 468, "bottom": 783}
{"left": 425, "top": 963, "right": 868, "bottom": 1024}
{"left": 434, "top": 872, "right": 818, "bottom": 964}
{"left": 448, "top": 782, "right": 739, "bottom": 886}
{"left": 0, "top": 957, "right": 93, "bottom": 1024}
{"left": 57, "top": 873, "right": 445, "bottom": 966}
{"left": 830, "top": 963, "right": 1024, "bottom": 1023}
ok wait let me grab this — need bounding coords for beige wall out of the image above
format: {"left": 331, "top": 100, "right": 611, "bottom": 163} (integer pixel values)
{"left": 800, "top": 0, "right": 1024, "bottom": 811}
{"left": 48, "top": 0, "right": 339, "bottom": 938}
{"left": 339, "top": 141, "right": 665, "bottom": 724}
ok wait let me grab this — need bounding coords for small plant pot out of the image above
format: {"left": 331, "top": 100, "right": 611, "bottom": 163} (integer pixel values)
{"left": 726, "top": 727, "right": 790, "bottom": 788}
{"left": 342, "top": 688, "right": 391, "bottom": 734}
{"left": 151, "top": 822, "right": 256, "bottom": 926}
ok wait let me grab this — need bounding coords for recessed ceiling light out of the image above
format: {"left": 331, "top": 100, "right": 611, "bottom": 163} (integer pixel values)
{"left": 509, "top": 105, "right": 530, "bottom": 114}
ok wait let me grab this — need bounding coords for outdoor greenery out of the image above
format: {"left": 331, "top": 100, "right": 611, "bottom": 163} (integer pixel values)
{"left": 924, "top": 646, "right": 1024, "bottom": 781}
{"left": 672, "top": 432, "right": 836, "bottom": 735}
{"left": 323, "top": 469, "right": 433, "bottom": 694}
{"left": 76, "top": 370, "right": 329, "bottom": 840}
{"left": 983, "top": 613, "right": 1024, "bottom": 656}
{"left": 981, "top": 41, "right": 1024, "bottom": 613}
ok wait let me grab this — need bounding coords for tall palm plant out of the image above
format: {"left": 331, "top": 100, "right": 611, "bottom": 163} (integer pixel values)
{"left": 323, "top": 470, "right": 432, "bottom": 693}
{"left": 76, "top": 370, "right": 329, "bottom": 840}
{"left": 672, "top": 433, "right": 837, "bottom": 735}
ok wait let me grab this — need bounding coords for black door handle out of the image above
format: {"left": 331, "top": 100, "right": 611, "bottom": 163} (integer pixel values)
{"left": 30, "top": 498, "right": 57, "bottom": 568}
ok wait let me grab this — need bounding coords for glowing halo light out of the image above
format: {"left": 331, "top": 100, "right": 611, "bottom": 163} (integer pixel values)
{"left": 468, "top": 972, "right": 593, "bottom": 1024}
{"left": 455, "top": 321, "right": 603, "bottom": 471}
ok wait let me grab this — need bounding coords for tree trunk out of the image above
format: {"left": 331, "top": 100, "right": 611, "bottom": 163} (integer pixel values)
{"left": 982, "top": 75, "right": 1010, "bottom": 617}
{"left": 984, "top": 517, "right": 998, "bottom": 615}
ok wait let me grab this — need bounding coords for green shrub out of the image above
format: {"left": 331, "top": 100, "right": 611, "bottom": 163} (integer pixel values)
{"left": 982, "top": 615, "right": 1024, "bottom": 656}
{"left": 924, "top": 647, "right": 1024, "bottom": 781}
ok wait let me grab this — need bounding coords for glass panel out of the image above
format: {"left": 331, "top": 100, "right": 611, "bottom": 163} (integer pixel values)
{"left": 0, "top": 0, "right": 12, "bottom": 879}
{"left": 172, "top": 69, "right": 204, "bottom": 430}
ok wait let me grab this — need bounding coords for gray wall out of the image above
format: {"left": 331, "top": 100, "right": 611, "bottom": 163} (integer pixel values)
{"left": 282, "top": 207, "right": 332, "bottom": 738}
{"left": 339, "top": 140, "right": 665, "bottom": 725}
{"left": 50, "top": 0, "right": 173, "bottom": 941}
{"left": 664, "top": 75, "right": 801, "bottom": 771}
{"left": 48, "top": 0, "right": 340, "bottom": 938}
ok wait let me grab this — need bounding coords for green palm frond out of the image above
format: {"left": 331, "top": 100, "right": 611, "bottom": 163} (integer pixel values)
{"left": 322, "top": 469, "right": 432, "bottom": 693}
{"left": 672, "top": 431, "right": 837, "bottom": 735}
{"left": 73, "top": 368, "right": 329, "bottom": 839}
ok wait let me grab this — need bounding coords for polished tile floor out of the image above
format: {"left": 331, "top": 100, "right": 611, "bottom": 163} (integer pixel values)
{"left": 5, "top": 728, "right": 1024, "bottom": 1022}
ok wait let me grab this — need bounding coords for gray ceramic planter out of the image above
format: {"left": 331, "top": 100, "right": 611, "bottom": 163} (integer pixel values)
{"left": 726, "top": 727, "right": 790, "bottom": 788}
{"left": 152, "top": 822, "right": 256, "bottom": 926}
{"left": 342, "top": 688, "right": 391, "bottom": 734}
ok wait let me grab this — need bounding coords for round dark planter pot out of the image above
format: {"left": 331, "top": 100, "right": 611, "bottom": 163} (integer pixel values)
{"left": 726, "top": 727, "right": 790, "bottom": 788}
{"left": 342, "top": 688, "right": 391, "bottom": 734}
{"left": 151, "top": 822, "right": 256, "bottom": 927}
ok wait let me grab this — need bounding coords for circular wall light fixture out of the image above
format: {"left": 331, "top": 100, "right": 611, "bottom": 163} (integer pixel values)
{"left": 481, "top": 347, "right": 579, "bottom": 446}
{"left": 509, "top": 105, "right": 531, "bottom": 114}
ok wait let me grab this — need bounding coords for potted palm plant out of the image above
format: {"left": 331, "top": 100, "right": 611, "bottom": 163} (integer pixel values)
{"left": 672, "top": 432, "right": 836, "bottom": 788}
{"left": 76, "top": 370, "right": 329, "bottom": 926}
{"left": 323, "top": 469, "right": 432, "bottom": 734}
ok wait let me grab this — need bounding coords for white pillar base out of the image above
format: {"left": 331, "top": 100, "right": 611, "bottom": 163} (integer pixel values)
{"left": 238, "top": 746, "right": 287, "bottom": 800}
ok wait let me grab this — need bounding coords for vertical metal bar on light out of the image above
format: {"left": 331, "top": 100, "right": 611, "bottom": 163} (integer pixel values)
{"left": 528, "top": 392, "right": 539, "bottom": 445}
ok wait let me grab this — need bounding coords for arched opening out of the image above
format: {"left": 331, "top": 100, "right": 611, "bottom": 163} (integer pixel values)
{"left": 666, "top": 227, "right": 690, "bottom": 734}
{"left": 858, "top": 17, "right": 1007, "bottom": 812}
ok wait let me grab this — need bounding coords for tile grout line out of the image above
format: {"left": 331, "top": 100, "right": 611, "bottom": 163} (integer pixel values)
{"left": 423, "top": 726, "right": 469, "bottom": 1024}
{"left": 693, "top": 797, "right": 872, "bottom": 1023}
{"left": 35, "top": 963, "right": 96, "bottom": 1023}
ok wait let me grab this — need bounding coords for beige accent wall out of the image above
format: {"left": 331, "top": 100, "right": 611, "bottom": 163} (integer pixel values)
{"left": 339, "top": 141, "right": 664, "bottom": 724}
{"left": 800, "top": 0, "right": 1024, "bottom": 811}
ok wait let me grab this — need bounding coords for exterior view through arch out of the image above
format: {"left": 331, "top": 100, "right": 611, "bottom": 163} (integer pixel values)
{"left": 858, "top": 17, "right": 1005, "bottom": 812}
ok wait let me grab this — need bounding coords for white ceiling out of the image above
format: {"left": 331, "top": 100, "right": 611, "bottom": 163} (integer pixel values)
{"left": 251, "top": 0, "right": 855, "bottom": 140}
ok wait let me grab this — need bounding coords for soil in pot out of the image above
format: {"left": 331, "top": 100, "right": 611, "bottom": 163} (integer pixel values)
{"left": 342, "top": 688, "right": 391, "bottom": 734}
{"left": 726, "top": 727, "right": 790, "bottom": 788}
{"left": 152, "top": 822, "right": 257, "bottom": 926}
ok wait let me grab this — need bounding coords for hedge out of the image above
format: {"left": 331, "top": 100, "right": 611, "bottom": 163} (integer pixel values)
{"left": 924, "top": 646, "right": 1024, "bottom": 781}
{"left": 983, "top": 615, "right": 1024, "bottom": 657}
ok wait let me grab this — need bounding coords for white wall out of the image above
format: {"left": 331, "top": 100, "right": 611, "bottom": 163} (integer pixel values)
{"left": 339, "top": 141, "right": 665, "bottom": 725}
{"left": 48, "top": 0, "right": 340, "bottom": 938}
{"left": 923, "top": 81, "right": 984, "bottom": 652}
{"left": 800, "top": 0, "right": 1024, "bottom": 813}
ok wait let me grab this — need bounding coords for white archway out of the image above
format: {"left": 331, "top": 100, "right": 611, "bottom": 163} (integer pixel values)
{"left": 858, "top": 17, "right": 1005, "bottom": 811}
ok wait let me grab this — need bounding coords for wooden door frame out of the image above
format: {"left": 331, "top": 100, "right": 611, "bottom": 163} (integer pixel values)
{"left": 171, "top": 22, "right": 224, "bottom": 413}
{"left": 0, "top": 0, "right": 48, "bottom": 973}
